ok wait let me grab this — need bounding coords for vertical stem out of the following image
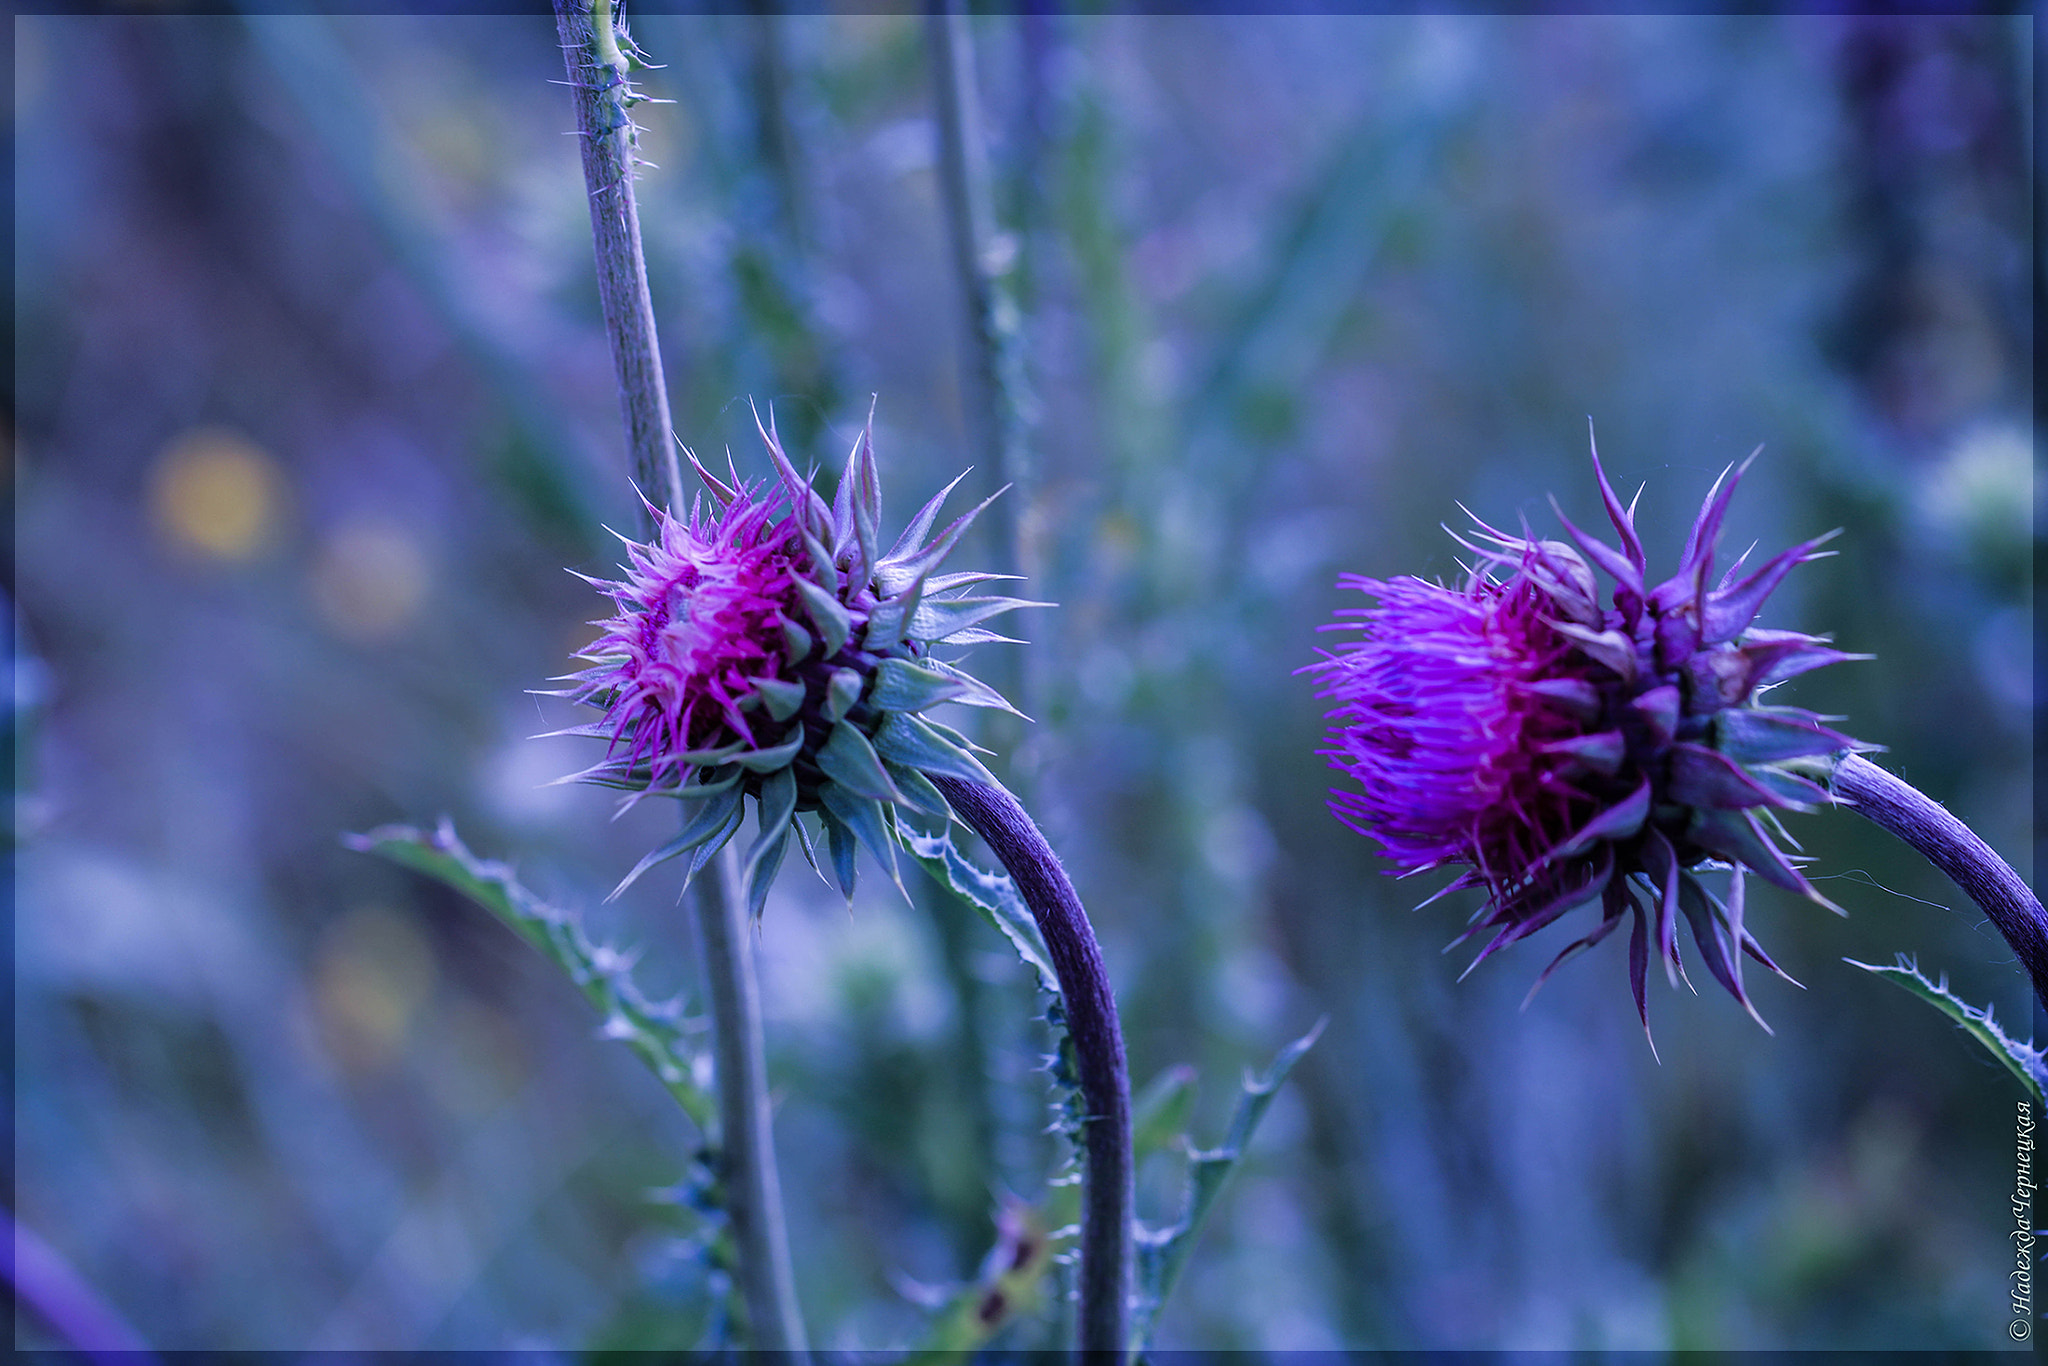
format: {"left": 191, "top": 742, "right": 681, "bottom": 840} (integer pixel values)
{"left": 553, "top": 0, "right": 683, "bottom": 508}
{"left": 926, "top": 2, "right": 1054, "bottom": 1276}
{"left": 745, "top": 3, "right": 805, "bottom": 245}
{"left": 553, "top": 6, "right": 806, "bottom": 1355}
{"left": 930, "top": 774, "right": 1132, "bottom": 1359}
{"left": 1833, "top": 752, "right": 2048, "bottom": 1010}
{"left": 695, "top": 843, "right": 809, "bottom": 1354}
{"left": 928, "top": 4, "right": 1038, "bottom": 721}
{"left": 928, "top": 2, "right": 1022, "bottom": 495}
{"left": 737, "top": 4, "right": 835, "bottom": 459}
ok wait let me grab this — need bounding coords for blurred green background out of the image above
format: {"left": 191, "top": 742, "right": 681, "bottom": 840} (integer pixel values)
{"left": 12, "top": 10, "right": 2035, "bottom": 1352}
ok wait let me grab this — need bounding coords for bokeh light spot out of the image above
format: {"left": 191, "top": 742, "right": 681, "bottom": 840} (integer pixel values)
{"left": 311, "top": 518, "right": 431, "bottom": 642}
{"left": 1919, "top": 421, "right": 2033, "bottom": 577}
{"left": 150, "top": 427, "right": 285, "bottom": 561}
{"left": 314, "top": 903, "right": 438, "bottom": 1076}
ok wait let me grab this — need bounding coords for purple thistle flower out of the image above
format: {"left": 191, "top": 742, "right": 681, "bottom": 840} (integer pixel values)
{"left": 1304, "top": 431, "right": 1871, "bottom": 1044}
{"left": 549, "top": 405, "right": 1039, "bottom": 917}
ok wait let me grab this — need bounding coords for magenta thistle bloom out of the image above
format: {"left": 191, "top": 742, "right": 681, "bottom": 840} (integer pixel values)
{"left": 1305, "top": 434, "right": 1870, "bottom": 1040}
{"left": 551, "top": 407, "right": 1037, "bottom": 916}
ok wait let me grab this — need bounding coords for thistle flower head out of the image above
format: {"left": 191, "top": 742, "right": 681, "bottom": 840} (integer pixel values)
{"left": 552, "top": 405, "right": 1037, "bottom": 916}
{"left": 1305, "top": 431, "right": 1870, "bottom": 1042}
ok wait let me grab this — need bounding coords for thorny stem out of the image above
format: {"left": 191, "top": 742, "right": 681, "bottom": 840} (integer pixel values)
{"left": 553, "top": 5, "right": 807, "bottom": 1356}
{"left": 930, "top": 774, "right": 1132, "bottom": 1359}
{"left": 694, "top": 843, "right": 808, "bottom": 1354}
{"left": 1833, "top": 751, "right": 2048, "bottom": 1011}
{"left": 553, "top": 0, "right": 683, "bottom": 508}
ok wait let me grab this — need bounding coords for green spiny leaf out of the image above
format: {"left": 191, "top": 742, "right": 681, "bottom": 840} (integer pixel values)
{"left": 920, "top": 570, "right": 1023, "bottom": 596}
{"left": 863, "top": 592, "right": 914, "bottom": 650}
{"left": 849, "top": 424, "right": 881, "bottom": 585}
{"left": 552, "top": 739, "right": 746, "bottom": 789}
{"left": 884, "top": 487, "right": 1006, "bottom": 594}
{"left": 757, "top": 754, "right": 800, "bottom": 835}
{"left": 1130, "top": 1018, "right": 1327, "bottom": 1351}
{"left": 801, "top": 525, "right": 841, "bottom": 599}
{"left": 1714, "top": 705, "right": 1855, "bottom": 764}
{"left": 898, "top": 821, "right": 1092, "bottom": 1205}
{"left": 1042, "top": 995, "right": 1086, "bottom": 1153}
{"left": 789, "top": 809, "right": 822, "bottom": 879}
{"left": 675, "top": 764, "right": 744, "bottom": 798}
{"left": 899, "top": 822, "right": 1055, "bottom": 989}
{"left": 923, "top": 626, "right": 1022, "bottom": 647}
{"left": 345, "top": 820, "right": 717, "bottom": 1134}
{"left": 1740, "top": 763, "right": 1830, "bottom": 808}
{"left": 830, "top": 438, "right": 858, "bottom": 559}
{"left": 1132, "top": 1064, "right": 1199, "bottom": 1164}
{"left": 1845, "top": 956, "right": 2045, "bottom": 1105}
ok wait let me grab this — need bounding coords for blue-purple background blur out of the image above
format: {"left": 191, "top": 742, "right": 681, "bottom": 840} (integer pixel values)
{"left": 14, "top": 10, "right": 2035, "bottom": 1352}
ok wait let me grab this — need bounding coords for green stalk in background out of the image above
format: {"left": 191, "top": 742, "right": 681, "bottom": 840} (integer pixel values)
{"left": 920, "top": 0, "right": 1051, "bottom": 1252}
{"left": 928, "top": 3, "right": 1038, "bottom": 734}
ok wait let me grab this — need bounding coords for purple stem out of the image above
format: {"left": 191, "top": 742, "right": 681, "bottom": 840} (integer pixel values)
{"left": 930, "top": 773, "right": 1131, "bottom": 1358}
{"left": 6, "top": 1209, "right": 156, "bottom": 1365}
{"left": 1833, "top": 752, "right": 2048, "bottom": 1009}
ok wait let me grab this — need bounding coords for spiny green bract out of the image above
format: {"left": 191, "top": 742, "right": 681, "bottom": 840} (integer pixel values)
{"left": 548, "top": 405, "right": 1040, "bottom": 918}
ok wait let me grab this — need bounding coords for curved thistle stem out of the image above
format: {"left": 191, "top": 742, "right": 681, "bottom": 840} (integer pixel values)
{"left": 553, "top": 6, "right": 805, "bottom": 1355}
{"left": 1832, "top": 752, "right": 2048, "bottom": 1011}
{"left": 695, "top": 843, "right": 808, "bottom": 1354}
{"left": 929, "top": 773, "right": 1131, "bottom": 1358}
